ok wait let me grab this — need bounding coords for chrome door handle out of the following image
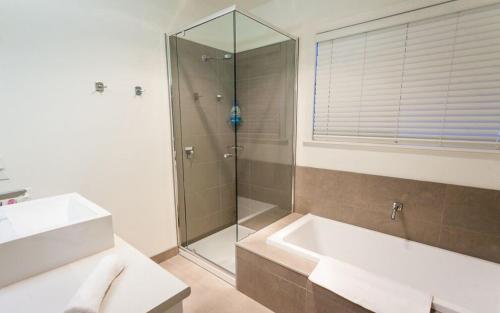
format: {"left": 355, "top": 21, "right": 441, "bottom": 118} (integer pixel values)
{"left": 223, "top": 153, "right": 233, "bottom": 159}
{"left": 229, "top": 145, "right": 244, "bottom": 151}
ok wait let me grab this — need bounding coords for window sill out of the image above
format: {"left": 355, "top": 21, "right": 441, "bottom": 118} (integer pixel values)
{"left": 303, "top": 140, "right": 500, "bottom": 159}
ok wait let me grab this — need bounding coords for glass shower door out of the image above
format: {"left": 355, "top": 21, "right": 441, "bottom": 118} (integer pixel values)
{"left": 169, "top": 12, "right": 238, "bottom": 273}
{"left": 168, "top": 8, "right": 297, "bottom": 275}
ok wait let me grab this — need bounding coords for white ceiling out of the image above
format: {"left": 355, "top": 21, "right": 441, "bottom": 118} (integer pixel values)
{"left": 170, "top": 0, "right": 413, "bottom": 51}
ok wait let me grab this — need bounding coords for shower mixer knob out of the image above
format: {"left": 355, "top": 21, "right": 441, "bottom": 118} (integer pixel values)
{"left": 184, "top": 146, "right": 195, "bottom": 159}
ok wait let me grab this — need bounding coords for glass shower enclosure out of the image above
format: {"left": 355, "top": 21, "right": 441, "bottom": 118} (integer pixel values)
{"left": 167, "top": 6, "right": 297, "bottom": 276}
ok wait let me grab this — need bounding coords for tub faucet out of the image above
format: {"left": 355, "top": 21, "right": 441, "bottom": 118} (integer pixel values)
{"left": 391, "top": 202, "right": 403, "bottom": 220}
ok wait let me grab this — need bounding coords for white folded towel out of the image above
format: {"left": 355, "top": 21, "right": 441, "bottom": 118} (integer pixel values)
{"left": 309, "top": 257, "right": 432, "bottom": 313}
{"left": 0, "top": 208, "right": 6, "bottom": 220}
{"left": 64, "top": 254, "right": 126, "bottom": 313}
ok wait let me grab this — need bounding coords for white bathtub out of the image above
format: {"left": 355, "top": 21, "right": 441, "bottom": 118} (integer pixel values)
{"left": 267, "top": 214, "right": 500, "bottom": 313}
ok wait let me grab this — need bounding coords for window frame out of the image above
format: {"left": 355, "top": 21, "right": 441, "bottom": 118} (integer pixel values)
{"left": 309, "top": 0, "right": 500, "bottom": 154}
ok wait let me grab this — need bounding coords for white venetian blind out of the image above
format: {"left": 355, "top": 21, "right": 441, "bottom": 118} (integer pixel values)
{"left": 313, "top": 4, "right": 500, "bottom": 150}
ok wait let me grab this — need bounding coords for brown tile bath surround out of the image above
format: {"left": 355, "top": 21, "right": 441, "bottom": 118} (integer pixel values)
{"left": 442, "top": 185, "right": 500, "bottom": 235}
{"left": 236, "top": 215, "right": 444, "bottom": 313}
{"left": 237, "top": 247, "right": 378, "bottom": 313}
{"left": 306, "top": 281, "right": 372, "bottom": 313}
{"left": 237, "top": 251, "right": 306, "bottom": 313}
{"left": 236, "top": 216, "right": 310, "bottom": 313}
{"left": 295, "top": 166, "right": 500, "bottom": 263}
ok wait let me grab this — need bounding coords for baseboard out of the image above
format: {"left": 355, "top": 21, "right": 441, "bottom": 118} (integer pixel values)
{"left": 151, "top": 246, "right": 179, "bottom": 263}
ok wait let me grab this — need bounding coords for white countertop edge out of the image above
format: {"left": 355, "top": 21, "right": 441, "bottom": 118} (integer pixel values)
{"left": 0, "top": 235, "right": 190, "bottom": 313}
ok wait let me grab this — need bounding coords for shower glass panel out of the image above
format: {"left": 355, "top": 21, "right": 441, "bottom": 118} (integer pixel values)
{"left": 168, "top": 8, "right": 296, "bottom": 275}
{"left": 234, "top": 12, "right": 296, "bottom": 239}
{"left": 169, "top": 12, "right": 237, "bottom": 273}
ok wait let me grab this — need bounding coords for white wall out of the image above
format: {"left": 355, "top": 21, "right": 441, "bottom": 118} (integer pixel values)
{"left": 249, "top": 0, "right": 500, "bottom": 190}
{"left": 2, "top": 0, "right": 499, "bottom": 258}
{"left": 0, "top": 0, "right": 241, "bottom": 256}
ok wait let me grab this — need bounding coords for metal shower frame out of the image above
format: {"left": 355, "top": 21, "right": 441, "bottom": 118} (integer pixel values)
{"left": 164, "top": 5, "right": 299, "bottom": 284}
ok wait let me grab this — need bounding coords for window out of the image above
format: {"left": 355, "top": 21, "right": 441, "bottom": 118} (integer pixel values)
{"left": 313, "top": 4, "right": 500, "bottom": 150}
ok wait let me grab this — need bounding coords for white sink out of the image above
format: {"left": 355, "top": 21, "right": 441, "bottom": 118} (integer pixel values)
{"left": 0, "top": 193, "right": 114, "bottom": 288}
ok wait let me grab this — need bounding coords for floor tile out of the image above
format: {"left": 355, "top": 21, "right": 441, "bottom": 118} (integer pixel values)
{"left": 161, "top": 255, "right": 272, "bottom": 313}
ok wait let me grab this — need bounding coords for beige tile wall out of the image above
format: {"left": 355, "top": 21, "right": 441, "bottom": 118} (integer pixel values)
{"left": 238, "top": 159, "right": 293, "bottom": 213}
{"left": 236, "top": 42, "right": 293, "bottom": 141}
{"left": 171, "top": 38, "right": 296, "bottom": 244}
{"left": 235, "top": 40, "right": 295, "bottom": 229}
{"left": 295, "top": 166, "right": 500, "bottom": 263}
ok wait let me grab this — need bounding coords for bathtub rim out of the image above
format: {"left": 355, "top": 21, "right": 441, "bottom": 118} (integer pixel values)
{"left": 267, "top": 213, "right": 323, "bottom": 262}
{"left": 266, "top": 213, "right": 498, "bottom": 313}
{"left": 268, "top": 213, "right": 500, "bottom": 267}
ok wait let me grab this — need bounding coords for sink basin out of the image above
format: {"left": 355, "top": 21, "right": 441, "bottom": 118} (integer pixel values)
{"left": 0, "top": 193, "right": 114, "bottom": 288}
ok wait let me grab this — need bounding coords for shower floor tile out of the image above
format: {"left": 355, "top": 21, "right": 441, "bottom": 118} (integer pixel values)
{"left": 188, "top": 224, "right": 254, "bottom": 273}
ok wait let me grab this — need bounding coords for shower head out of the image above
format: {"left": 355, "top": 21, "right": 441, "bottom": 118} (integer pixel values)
{"left": 201, "top": 54, "right": 232, "bottom": 62}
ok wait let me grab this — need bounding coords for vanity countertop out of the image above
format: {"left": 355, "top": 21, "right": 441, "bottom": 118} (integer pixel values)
{"left": 0, "top": 235, "right": 190, "bottom": 313}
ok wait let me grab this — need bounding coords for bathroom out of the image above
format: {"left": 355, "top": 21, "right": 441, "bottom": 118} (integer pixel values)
{"left": 0, "top": 0, "right": 499, "bottom": 312}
